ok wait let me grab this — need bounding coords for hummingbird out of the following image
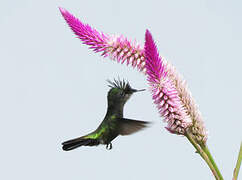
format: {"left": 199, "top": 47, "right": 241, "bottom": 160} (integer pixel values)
{"left": 62, "top": 79, "right": 149, "bottom": 151}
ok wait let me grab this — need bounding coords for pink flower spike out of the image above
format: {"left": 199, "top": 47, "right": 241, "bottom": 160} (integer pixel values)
{"left": 59, "top": 7, "right": 110, "bottom": 56}
{"left": 144, "top": 30, "right": 192, "bottom": 135}
{"left": 144, "top": 30, "right": 166, "bottom": 84}
{"left": 59, "top": 7, "right": 146, "bottom": 71}
{"left": 59, "top": 8, "right": 208, "bottom": 143}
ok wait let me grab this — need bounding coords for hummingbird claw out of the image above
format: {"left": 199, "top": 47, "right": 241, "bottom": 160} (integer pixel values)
{"left": 106, "top": 143, "right": 112, "bottom": 150}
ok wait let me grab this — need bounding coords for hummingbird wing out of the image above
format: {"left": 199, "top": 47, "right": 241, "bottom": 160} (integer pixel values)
{"left": 117, "top": 118, "right": 150, "bottom": 135}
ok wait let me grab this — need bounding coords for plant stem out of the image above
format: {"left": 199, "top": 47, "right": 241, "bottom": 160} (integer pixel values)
{"left": 233, "top": 142, "right": 242, "bottom": 180}
{"left": 201, "top": 144, "right": 224, "bottom": 180}
{"left": 185, "top": 132, "right": 223, "bottom": 180}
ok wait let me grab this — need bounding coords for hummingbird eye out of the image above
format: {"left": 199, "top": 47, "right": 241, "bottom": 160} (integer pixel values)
{"left": 120, "top": 91, "right": 126, "bottom": 97}
{"left": 123, "top": 85, "right": 133, "bottom": 94}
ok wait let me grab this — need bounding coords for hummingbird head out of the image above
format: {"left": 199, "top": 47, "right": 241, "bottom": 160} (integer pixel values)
{"left": 107, "top": 79, "right": 145, "bottom": 107}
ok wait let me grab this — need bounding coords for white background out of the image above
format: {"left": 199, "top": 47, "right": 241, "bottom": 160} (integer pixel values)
{"left": 0, "top": 0, "right": 241, "bottom": 179}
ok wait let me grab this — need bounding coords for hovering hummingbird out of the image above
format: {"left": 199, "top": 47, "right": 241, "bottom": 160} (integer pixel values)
{"left": 62, "top": 79, "right": 149, "bottom": 151}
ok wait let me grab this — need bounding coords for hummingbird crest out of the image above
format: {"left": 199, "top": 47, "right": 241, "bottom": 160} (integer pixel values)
{"left": 107, "top": 78, "right": 132, "bottom": 93}
{"left": 106, "top": 79, "right": 145, "bottom": 108}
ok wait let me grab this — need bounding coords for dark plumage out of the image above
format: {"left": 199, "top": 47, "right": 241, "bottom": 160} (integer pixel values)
{"left": 62, "top": 79, "right": 149, "bottom": 151}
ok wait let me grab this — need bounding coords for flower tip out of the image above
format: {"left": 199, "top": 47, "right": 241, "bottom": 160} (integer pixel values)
{"left": 58, "top": 7, "right": 65, "bottom": 13}
{"left": 145, "top": 29, "right": 151, "bottom": 37}
{"left": 59, "top": 7, "right": 69, "bottom": 16}
{"left": 145, "top": 29, "right": 153, "bottom": 43}
{"left": 144, "top": 29, "right": 159, "bottom": 63}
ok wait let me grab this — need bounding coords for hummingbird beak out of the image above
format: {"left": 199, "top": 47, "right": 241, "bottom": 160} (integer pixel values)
{"left": 131, "top": 88, "right": 146, "bottom": 93}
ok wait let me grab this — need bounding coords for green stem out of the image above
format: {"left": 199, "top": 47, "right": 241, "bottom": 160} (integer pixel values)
{"left": 233, "top": 142, "right": 242, "bottom": 180}
{"left": 201, "top": 144, "right": 224, "bottom": 180}
{"left": 185, "top": 132, "right": 223, "bottom": 180}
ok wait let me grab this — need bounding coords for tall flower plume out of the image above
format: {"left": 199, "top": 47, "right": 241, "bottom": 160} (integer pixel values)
{"left": 59, "top": 7, "right": 146, "bottom": 72}
{"left": 144, "top": 30, "right": 191, "bottom": 134}
{"left": 59, "top": 7, "right": 207, "bottom": 143}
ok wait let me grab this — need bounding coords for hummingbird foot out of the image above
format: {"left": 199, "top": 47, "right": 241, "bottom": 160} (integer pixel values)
{"left": 106, "top": 143, "right": 112, "bottom": 150}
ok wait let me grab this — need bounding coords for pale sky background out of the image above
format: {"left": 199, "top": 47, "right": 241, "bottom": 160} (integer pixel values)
{"left": 0, "top": 0, "right": 241, "bottom": 180}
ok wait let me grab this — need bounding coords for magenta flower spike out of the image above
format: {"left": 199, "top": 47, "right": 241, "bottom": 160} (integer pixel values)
{"left": 59, "top": 7, "right": 109, "bottom": 55}
{"left": 59, "top": 9, "right": 231, "bottom": 179}
{"left": 144, "top": 30, "right": 192, "bottom": 134}
{"left": 59, "top": 7, "right": 207, "bottom": 143}
{"left": 59, "top": 7, "right": 146, "bottom": 72}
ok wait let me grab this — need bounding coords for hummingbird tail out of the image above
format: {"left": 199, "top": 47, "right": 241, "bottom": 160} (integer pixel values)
{"left": 62, "top": 137, "right": 99, "bottom": 151}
